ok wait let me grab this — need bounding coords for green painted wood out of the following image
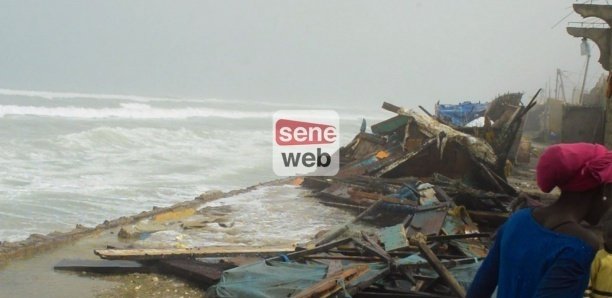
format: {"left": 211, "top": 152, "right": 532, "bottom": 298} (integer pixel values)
{"left": 378, "top": 224, "right": 409, "bottom": 251}
{"left": 371, "top": 115, "right": 409, "bottom": 135}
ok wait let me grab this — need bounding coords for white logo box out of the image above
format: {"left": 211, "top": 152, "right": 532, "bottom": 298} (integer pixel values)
{"left": 272, "top": 110, "right": 340, "bottom": 176}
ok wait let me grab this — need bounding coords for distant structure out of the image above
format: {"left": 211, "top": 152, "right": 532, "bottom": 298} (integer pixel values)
{"left": 567, "top": 3, "right": 612, "bottom": 148}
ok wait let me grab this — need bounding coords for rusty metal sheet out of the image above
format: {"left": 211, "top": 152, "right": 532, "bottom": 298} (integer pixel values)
{"left": 406, "top": 208, "right": 447, "bottom": 237}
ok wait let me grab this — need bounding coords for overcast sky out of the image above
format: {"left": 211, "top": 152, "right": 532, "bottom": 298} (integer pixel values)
{"left": 0, "top": 1, "right": 607, "bottom": 109}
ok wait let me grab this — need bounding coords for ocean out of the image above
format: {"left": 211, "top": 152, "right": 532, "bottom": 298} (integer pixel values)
{"left": 0, "top": 89, "right": 386, "bottom": 242}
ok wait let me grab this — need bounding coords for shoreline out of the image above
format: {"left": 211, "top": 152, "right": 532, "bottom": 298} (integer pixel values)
{"left": 0, "top": 178, "right": 291, "bottom": 266}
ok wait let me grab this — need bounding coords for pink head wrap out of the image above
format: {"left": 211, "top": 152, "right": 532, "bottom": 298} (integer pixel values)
{"left": 536, "top": 143, "right": 612, "bottom": 193}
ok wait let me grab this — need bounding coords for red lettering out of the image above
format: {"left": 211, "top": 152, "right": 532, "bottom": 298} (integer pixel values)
{"left": 275, "top": 119, "right": 337, "bottom": 145}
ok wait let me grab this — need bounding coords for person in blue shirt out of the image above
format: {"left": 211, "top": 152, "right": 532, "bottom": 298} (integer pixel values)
{"left": 468, "top": 143, "right": 612, "bottom": 298}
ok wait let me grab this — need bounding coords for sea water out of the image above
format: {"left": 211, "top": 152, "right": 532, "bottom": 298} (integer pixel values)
{"left": 0, "top": 88, "right": 386, "bottom": 242}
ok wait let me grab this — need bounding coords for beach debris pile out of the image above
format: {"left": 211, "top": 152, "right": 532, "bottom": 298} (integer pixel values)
{"left": 54, "top": 92, "right": 540, "bottom": 297}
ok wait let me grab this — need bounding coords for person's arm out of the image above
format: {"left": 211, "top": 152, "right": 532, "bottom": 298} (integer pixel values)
{"left": 466, "top": 228, "right": 502, "bottom": 298}
{"left": 534, "top": 250, "right": 593, "bottom": 298}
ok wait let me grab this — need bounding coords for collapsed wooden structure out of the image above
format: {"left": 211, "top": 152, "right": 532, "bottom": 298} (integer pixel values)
{"left": 54, "top": 94, "right": 540, "bottom": 297}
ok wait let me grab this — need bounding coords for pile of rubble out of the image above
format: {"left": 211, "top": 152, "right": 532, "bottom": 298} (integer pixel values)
{"left": 54, "top": 92, "right": 542, "bottom": 298}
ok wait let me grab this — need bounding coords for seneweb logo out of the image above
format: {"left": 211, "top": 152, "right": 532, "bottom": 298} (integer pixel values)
{"left": 273, "top": 110, "right": 339, "bottom": 176}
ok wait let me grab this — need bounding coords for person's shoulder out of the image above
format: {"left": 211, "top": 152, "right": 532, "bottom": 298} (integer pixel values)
{"left": 507, "top": 208, "right": 532, "bottom": 221}
{"left": 556, "top": 223, "right": 600, "bottom": 251}
{"left": 594, "top": 248, "right": 608, "bottom": 260}
{"left": 504, "top": 208, "right": 533, "bottom": 227}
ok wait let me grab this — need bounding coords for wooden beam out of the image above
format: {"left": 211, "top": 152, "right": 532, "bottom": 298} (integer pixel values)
{"left": 94, "top": 245, "right": 296, "bottom": 260}
{"left": 53, "top": 259, "right": 150, "bottom": 274}
{"left": 414, "top": 240, "right": 466, "bottom": 298}
{"left": 157, "top": 259, "right": 235, "bottom": 285}
{"left": 304, "top": 255, "right": 381, "bottom": 262}
{"left": 382, "top": 102, "right": 402, "bottom": 113}
{"left": 353, "top": 233, "right": 392, "bottom": 263}
{"left": 267, "top": 238, "right": 352, "bottom": 262}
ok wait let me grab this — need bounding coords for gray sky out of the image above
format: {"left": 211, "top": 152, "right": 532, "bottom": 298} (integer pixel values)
{"left": 0, "top": 1, "right": 606, "bottom": 109}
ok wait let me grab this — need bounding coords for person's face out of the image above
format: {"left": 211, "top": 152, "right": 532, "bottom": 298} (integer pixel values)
{"left": 586, "top": 184, "right": 612, "bottom": 226}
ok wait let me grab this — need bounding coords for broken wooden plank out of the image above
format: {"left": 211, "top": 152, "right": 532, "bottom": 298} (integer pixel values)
{"left": 347, "top": 266, "right": 391, "bottom": 296}
{"left": 414, "top": 240, "right": 466, "bottom": 298}
{"left": 53, "top": 259, "right": 150, "bottom": 274}
{"left": 268, "top": 238, "right": 352, "bottom": 262}
{"left": 157, "top": 259, "right": 235, "bottom": 285}
{"left": 353, "top": 233, "right": 392, "bottom": 263}
{"left": 94, "top": 244, "right": 296, "bottom": 260}
{"left": 382, "top": 102, "right": 402, "bottom": 113}
{"left": 292, "top": 265, "right": 369, "bottom": 298}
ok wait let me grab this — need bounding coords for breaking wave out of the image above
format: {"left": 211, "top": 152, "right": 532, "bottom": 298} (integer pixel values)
{"left": 0, "top": 88, "right": 212, "bottom": 103}
{"left": 0, "top": 103, "right": 271, "bottom": 119}
{"left": 0, "top": 88, "right": 390, "bottom": 113}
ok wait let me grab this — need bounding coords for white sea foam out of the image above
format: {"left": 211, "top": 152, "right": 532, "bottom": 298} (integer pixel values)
{"left": 0, "top": 88, "right": 212, "bottom": 103}
{"left": 0, "top": 87, "right": 393, "bottom": 115}
{"left": 0, "top": 124, "right": 276, "bottom": 241}
{"left": 0, "top": 88, "right": 384, "bottom": 242}
{"left": 0, "top": 103, "right": 271, "bottom": 119}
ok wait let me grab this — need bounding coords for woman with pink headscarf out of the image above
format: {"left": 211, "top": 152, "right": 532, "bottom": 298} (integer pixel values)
{"left": 468, "top": 143, "right": 612, "bottom": 298}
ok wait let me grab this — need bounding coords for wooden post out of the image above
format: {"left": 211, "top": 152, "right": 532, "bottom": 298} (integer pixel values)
{"left": 414, "top": 239, "right": 466, "bottom": 298}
